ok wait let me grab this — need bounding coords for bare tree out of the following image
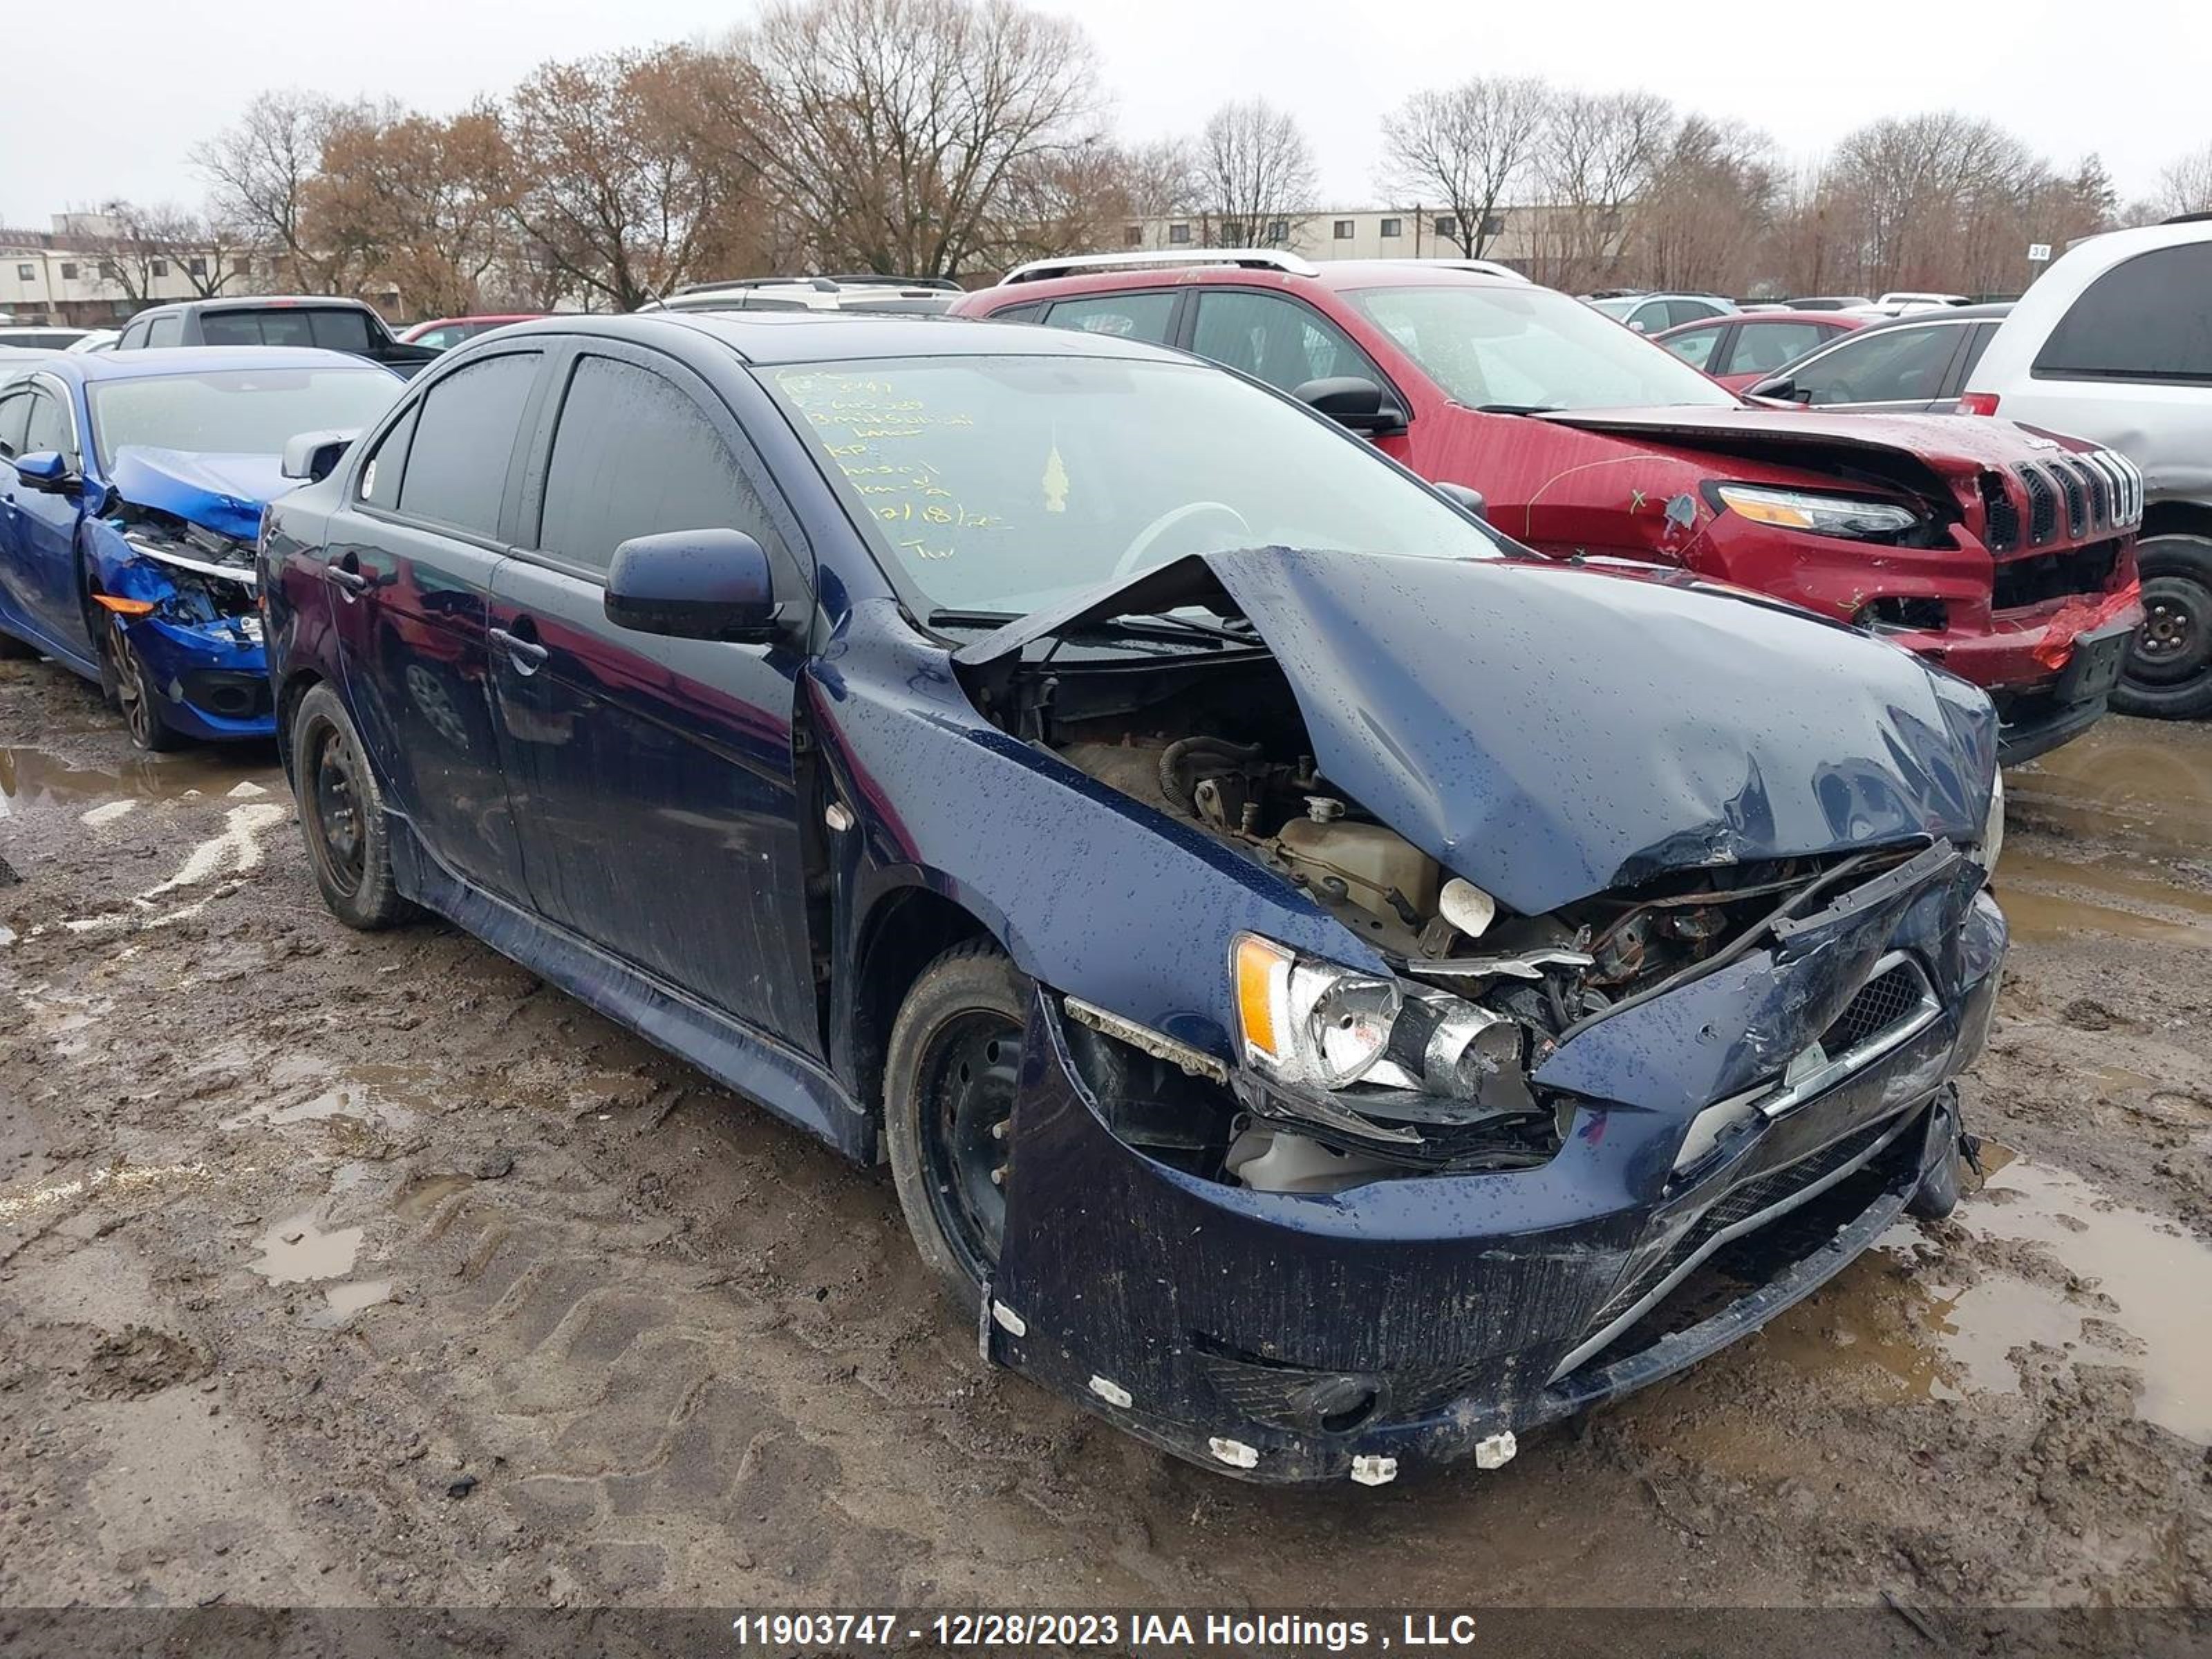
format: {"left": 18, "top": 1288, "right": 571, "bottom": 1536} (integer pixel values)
{"left": 93, "top": 201, "right": 256, "bottom": 302}
{"left": 729, "top": 0, "right": 1105, "bottom": 279}
{"left": 2150, "top": 142, "right": 2212, "bottom": 220}
{"left": 1196, "top": 99, "right": 1318, "bottom": 247}
{"left": 503, "top": 48, "right": 747, "bottom": 312}
{"left": 1529, "top": 90, "right": 1673, "bottom": 290}
{"left": 193, "top": 90, "right": 362, "bottom": 290}
{"left": 306, "top": 102, "right": 516, "bottom": 317}
{"left": 1378, "top": 77, "right": 1548, "bottom": 258}
{"left": 1628, "top": 117, "right": 1779, "bottom": 296}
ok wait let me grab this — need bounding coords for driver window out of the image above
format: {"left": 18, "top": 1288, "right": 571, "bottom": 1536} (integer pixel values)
{"left": 1192, "top": 291, "right": 1374, "bottom": 393}
{"left": 24, "top": 391, "right": 74, "bottom": 465}
{"left": 1795, "top": 326, "right": 1957, "bottom": 405}
{"left": 0, "top": 392, "right": 32, "bottom": 459}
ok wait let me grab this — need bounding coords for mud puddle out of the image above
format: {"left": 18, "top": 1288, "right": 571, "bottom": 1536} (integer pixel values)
{"left": 2005, "top": 716, "right": 2212, "bottom": 862}
{"left": 0, "top": 743, "right": 280, "bottom": 820}
{"left": 252, "top": 1209, "right": 366, "bottom": 1284}
{"left": 1762, "top": 1149, "right": 2212, "bottom": 1443}
{"left": 220, "top": 1054, "right": 431, "bottom": 1134}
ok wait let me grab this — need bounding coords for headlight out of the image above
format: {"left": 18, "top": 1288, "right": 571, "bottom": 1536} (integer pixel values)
{"left": 1712, "top": 483, "right": 1918, "bottom": 540}
{"left": 1232, "top": 934, "right": 1525, "bottom": 1102}
{"left": 1971, "top": 771, "right": 2004, "bottom": 872}
{"left": 1234, "top": 935, "right": 1400, "bottom": 1089}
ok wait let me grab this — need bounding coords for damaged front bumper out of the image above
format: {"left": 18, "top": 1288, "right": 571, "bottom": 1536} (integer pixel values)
{"left": 92, "top": 532, "right": 274, "bottom": 740}
{"left": 982, "top": 881, "right": 2005, "bottom": 1486}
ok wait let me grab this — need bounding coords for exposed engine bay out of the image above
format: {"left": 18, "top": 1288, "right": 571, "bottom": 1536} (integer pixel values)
{"left": 975, "top": 644, "right": 1912, "bottom": 1194}
{"left": 111, "top": 505, "right": 262, "bottom": 637}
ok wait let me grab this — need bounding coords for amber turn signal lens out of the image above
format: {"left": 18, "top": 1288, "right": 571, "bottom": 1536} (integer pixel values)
{"left": 1233, "top": 934, "right": 1293, "bottom": 1064}
{"left": 92, "top": 594, "right": 158, "bottom": 616}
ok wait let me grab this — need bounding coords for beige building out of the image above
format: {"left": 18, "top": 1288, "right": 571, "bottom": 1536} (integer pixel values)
{"left": 0, "top": 214, "right": 273, "bottom": 326}
{"left": 1118, "top": 204, "right": 1618, "bottom": 278}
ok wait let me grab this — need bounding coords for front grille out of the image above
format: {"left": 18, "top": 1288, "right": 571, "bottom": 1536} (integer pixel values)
{"left": 2018, "top": 465, "right": 2059, "bottom": 544}
{"left": 2054, "top": 463, "right": 2088, "bottom": 538}
{"left": 1978, "top": 471, "right": 2020, "bottom": 553}
{"left": 1819, "top": 960, "right": 1922, "bottom": 1054}
{"left": 1992, "top": 538, "right": 2123, "bottom": 611}
{"left": 2068, "top": 458, "right": 2110, "bottom": 528}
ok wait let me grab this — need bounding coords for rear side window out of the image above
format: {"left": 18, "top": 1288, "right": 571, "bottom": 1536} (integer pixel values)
{"left": 1191, "top": 290, "right": 1373, "bottom": 393}
{"left": 395, "top": 352, "right": 538, "bottom": 538}
{"left": 2034, "top": 243, "right": 2212, "bottom": 382}
{"left": 1042, "top": 292, "right": 1176, "bottom": 344}
{"left": 147, "top": 315, "right": 182, "bottom": 348}
{"left": 534, "top": 355, "right": 788, "bottom": 579}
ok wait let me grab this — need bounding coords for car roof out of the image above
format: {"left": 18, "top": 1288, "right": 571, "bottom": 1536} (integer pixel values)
{"left": 485, "top": 309, "right": 1186, "bottom": 367}
{"left": 1657, "top": 310, "right": 1855, "bottom": 335}
{"left": 140, "top": 294, "right": 377, "bottom": 314}
{"left": 962, "top": 256, "right": 1540, "bottom": 309}
{"left": 38, "top": 345, "right": 395, "bottom": 382}
{"left": 1855, "top": 302, "right": 2014, "bottom": 330}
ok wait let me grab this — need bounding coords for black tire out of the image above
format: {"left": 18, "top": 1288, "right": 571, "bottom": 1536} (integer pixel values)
{"left": 882, "top": 941, "right": 1031, "bottom": 1318}
{"left": 2115, "top": 534, "right": 2212, "bottom": 720}
{"left": 96, "top": 607, "right": 186, "bottom": 751}
{"left": 290, "top": 682, "right": 410, "bottom": 930}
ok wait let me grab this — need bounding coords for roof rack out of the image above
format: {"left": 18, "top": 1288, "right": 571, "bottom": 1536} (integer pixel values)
{"left": 997, "top": 247, "right": 1320, "bottom": 286}
{"left": 674, "top": 276, "right": 842, "bottom": 296}
{"left": 822, "top": 273, "right": 964, "bottom": 291}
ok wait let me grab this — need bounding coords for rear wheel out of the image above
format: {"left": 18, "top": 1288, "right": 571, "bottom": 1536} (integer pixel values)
{"left": 97, "top": 606, "right": 185, "bottom": 751}
{"left": 290, "top": 682, "right": 409, "bottom": 930}
{"left": 2115, "top": 534, "right": 2212, "bottom": 720}
{"left": 883, "top": 942, "right": 1029, "bottom": 1318}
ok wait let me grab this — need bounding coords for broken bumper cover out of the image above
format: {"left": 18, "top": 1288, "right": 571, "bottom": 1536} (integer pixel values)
{"left": 122, "top": 615, "right": 274, "bottom": 740}
{"left": 984, "top": 892, "right": 2004, "bottom": 1485}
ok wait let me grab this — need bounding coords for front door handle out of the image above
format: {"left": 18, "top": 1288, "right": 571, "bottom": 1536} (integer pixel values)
{"left": 489, "top": 626, "right": 548, "bottom": 674}
{"left": 328, "top": 552, "right": 369, "bottom": 597}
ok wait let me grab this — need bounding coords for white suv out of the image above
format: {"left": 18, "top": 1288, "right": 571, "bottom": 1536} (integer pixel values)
{"left": 1960, "top": 216, "right": 2212, "bottom": 719}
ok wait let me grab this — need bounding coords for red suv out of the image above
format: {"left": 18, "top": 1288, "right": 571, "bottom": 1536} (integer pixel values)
{"left": 953, "top": 253, "right": 2142, "bottom": 763}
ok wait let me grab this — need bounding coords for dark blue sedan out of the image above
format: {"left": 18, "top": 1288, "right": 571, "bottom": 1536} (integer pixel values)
{"left": 261, "top": 312, "right": 2008, "bottom": 1485}
{"left": 0, "top": 347, "right": 400, "bottom": 747}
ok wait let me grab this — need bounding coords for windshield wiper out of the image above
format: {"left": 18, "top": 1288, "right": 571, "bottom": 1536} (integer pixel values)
{"left": 1477, "top": 403, "right": 1564, "bottom": 415}
{"left": 927, "top": 607, "right": 1255, "bottom": 646}
{"left": 1091, "top": 609, "right": 1255, "bottom": 644}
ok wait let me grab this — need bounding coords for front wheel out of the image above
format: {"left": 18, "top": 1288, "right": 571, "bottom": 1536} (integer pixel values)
{"left": 882, "top": 942, "right": 1031, "bottom": 1318}
{"left": 2115, "top": 534, "right": 2212, "bottom": 720}
{"left": 289, "top": 682, "right": 410, "bottom": 930}
{"left": 97, "top": 608, "right": 185, "bottom": 751}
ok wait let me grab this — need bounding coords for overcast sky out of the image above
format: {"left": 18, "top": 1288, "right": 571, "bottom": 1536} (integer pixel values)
{"left": 6, "top": 0, "right": 2205, "bottom": 230}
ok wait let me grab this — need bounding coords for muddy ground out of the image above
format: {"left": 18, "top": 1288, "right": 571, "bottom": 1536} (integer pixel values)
{"left": 1, "top": 653, "right": 2208, "bottom": 1627}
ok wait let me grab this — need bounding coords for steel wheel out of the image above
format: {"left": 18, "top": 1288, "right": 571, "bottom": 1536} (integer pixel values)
{"left": 916, "top": 1011, "right": 1022, "bottom": 1282}
{"left": 2131, "top": 576, "right": 2206, "bottom": 685}
{"left": 304, "top": 716, "right": 367, "bottom": 900}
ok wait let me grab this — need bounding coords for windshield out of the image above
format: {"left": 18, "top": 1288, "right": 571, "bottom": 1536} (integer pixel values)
{"left": 89, "top": 368, "right": 402, "bottom": 469}
{"left": 766, "top": 355, "right": 1501, "bottom": 616}
{"left": 1348, "top": 285, "right": 1739, "bottom": 411}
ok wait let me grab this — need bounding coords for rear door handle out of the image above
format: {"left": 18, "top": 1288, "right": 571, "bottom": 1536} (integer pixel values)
{"left": 489, "top": 626, "right": 548, "bottom": 674}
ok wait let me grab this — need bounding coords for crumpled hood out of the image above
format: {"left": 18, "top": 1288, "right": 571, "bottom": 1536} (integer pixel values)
{"left": 957, "top": 549, "right": 1996, "bottom": 915}
{"left": 1535, "top": 404, "right": 2092, "bottom": 476}
{"left": 109, "top": 447, "right": 290, "bottom": 543}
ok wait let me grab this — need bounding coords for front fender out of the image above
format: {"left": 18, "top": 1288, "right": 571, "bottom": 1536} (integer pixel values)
{"left": 805, "top": 607, "right": 1383, "bottom": 1067}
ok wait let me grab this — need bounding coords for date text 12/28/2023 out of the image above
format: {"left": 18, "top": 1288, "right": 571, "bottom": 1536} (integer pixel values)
{"left": 728, "top": 1611, "right": 1486, "bottom": 1651}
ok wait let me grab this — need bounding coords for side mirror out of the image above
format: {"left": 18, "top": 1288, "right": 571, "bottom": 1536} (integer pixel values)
{"left": 1293, "top": 375, "right": 1408, "bottom": 436}
{"left": 1750, "top": 375, "right": 1810, "bottom": 404}
{"left": 12, "top": 451, "right": 73, "bottom": 492}
{"left": 281, "top": 429, "right": 359, "bottom": 483}
{"left": 605, "top": 529, "right": 783, "bottom": 644}
{"left": 1628, "top": 319, "right": 1649, "bottom": 333}
{"left": 1435, "top": 482, "right": 1488, "bottom": 521}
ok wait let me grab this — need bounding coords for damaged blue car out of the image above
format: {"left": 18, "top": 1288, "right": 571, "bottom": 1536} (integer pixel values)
{"left": 0, "top": 348, "right": 401, "bottom": 748}
{"left": 261, "top": 313, "right": 2007, "bottom": 1485}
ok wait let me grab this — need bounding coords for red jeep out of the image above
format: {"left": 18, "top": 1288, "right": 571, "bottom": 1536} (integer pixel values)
{"left": 953, "top": 253, "right": 2142, "bottom": 764}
